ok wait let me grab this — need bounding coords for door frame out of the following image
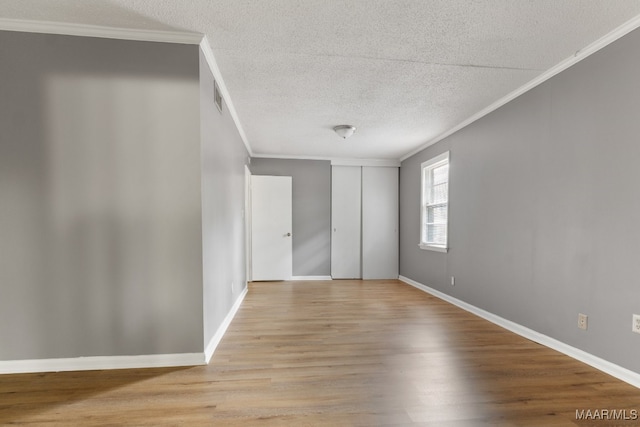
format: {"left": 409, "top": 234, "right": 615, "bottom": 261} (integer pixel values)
{"left": 244, "top": 165, "right": 252, "bottom": 282}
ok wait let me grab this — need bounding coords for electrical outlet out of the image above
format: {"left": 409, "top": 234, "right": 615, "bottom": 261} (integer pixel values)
{"left": 231, "top": 281, "right": 235, "bottom": 292}
{"left": 450, "top": 276, "right": 455, "bottom": 286}
{"left": 632, "top": 314, "right": 640, "bottom": 334}
{"left": 578, "top": 313, "right": 588, "bottom": 330}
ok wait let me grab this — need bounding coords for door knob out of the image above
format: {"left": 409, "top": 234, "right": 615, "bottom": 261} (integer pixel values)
{"left": 286, "top": 232, "right": 291, "bottom": 237}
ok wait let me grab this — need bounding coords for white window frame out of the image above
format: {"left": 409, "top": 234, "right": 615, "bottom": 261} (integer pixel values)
{"left": 419, "top": 151, "right": 450, "bottom": 252}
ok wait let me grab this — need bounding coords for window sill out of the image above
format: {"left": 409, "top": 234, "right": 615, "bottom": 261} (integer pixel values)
{"left": 419, "top": 244, "right": 448, "bottom": 253}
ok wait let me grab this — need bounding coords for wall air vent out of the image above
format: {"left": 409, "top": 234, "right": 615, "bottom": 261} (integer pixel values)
{"left": 214, "top": 80, "right": 223, "bottom": 113}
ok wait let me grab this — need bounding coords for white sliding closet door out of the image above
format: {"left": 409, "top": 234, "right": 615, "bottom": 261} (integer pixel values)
{"left": 331, "top": 166, "right": 361, "bottom": 279}
{"left": 362, "top": 167, "right": 399, "bottom": 279}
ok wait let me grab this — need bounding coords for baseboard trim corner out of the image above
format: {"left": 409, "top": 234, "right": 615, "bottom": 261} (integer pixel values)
{"left": 0, "top": 352, "right": 205, "bottom": 375}
{"left": 0, "top": 286, "right": 250, "bottom": 375}
{"left": 398, "top": 275, "right": 640, "bottom": 389}
{"left": 204, "top": 286, "right": 248, "bottom": 363}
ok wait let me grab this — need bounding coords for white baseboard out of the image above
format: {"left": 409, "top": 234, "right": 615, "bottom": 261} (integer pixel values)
{"left": 290, "top": 276, "right": 332, "bottom": 281}
{"left": 398, "top": 275, "right": 640, "bottom": 389}
{"left": 204, "top": 286, "right": 248, "bottom": 363}
{"left": 0, "top": 352, "right": 205, "bottom": 375}
{"left": 0, "top": 285, "right": 249, "bottom": 375}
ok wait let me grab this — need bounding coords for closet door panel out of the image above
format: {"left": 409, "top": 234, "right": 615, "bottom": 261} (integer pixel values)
{"left": 362, "top": 167, "right": 399, "bottom": 279}
{"left": 331, "top": 166, "right": 362, "bottom": 279}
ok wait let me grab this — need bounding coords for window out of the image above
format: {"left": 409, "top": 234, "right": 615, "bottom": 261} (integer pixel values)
{"left": 420, "top": 151, "right": 449, "bottom": 252}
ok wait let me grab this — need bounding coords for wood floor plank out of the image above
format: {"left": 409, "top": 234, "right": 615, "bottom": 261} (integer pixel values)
{"left": 1, "top": 280, "right": 639, "bottom": 426}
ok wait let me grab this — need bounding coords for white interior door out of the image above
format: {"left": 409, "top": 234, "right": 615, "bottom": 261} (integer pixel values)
{"left": 251, "top": 175, "right": 292, "bottom": 281}
{"left": 244, "top": 165, "right": 252, "bottom": 282}
{"left": 331, "top": 166, "right": 362, "bottom": 279}
{"left": 362, "top": 166, "right": 399, "bottom": 279}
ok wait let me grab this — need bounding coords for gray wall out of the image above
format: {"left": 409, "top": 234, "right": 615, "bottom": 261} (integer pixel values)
{"left": 0, "top": 30, "right": 207, "bottom": 361}
{"left": 400, "top": 27, "right": 640, "bottom": 373}
{"left": 250, "top": 158, "right": 331, "bottom": 277}
{"left": 200, "top": 51, "right": 250, "bottom": 347}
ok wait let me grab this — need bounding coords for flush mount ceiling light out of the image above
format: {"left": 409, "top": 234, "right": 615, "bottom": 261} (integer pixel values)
{"left": 333, "top": 125, "right": 356, "bottom": 139}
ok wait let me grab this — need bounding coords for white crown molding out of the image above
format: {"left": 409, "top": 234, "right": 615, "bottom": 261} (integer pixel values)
{"left": 291, "top": 276, "right": 332, "bottom": 281}
{"left": 0, "top": 352, "right": 205, "bottom": 375}
{"left": 398, "top": 276, "right": 640, "bottom": 389}
{"left": 0, "top": 19, "right": 254, "bottom": 158}
{"left": 252, "top": 153, "right": 333, "bottom": 161}
{"left": 399, "top": 13, "right": 640, "bottom": 162}
{"left": 251, "top": 153, "right": 400, "bottom": 167}
{"left": 0, "top": 18, "right": 203, "bottom": 44}
{"left": 331, "top": 158, "right": 400, "bottom": 167}
{"left": 204, "top": 286, "right": 248, "bottom": 363}
{"left": 200, "top": 37, "right": 253, "bottom": 157}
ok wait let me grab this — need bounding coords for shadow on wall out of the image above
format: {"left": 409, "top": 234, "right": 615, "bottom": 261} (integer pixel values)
{"left": 39, "top": 74, "right": 201, "bottom": 357}
{"left": 0, "top": 31, "right": 203, "bottom": 361}
{"left": 294, "top": 221, "right": 331, "bottom": 275}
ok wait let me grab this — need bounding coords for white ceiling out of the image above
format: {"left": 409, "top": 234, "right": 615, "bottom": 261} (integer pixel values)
{"left": 2, "top": 1, "right": 640, "bottom": 160}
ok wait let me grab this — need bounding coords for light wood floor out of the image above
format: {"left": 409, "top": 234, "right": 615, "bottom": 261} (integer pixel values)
{"left": 1, "top": 280, "right": 639, "bottom": 426}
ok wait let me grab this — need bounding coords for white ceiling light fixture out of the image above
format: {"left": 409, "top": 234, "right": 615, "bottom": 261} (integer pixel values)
{"left": 334, "top": 125, "right": 356, "bottom": 139}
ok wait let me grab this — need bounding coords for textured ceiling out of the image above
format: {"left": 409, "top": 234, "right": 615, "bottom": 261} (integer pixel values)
{"left": 2, "top": 1, "right": 640, "bottom": 160}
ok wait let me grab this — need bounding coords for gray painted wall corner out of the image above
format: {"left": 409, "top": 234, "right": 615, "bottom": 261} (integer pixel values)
{"left": 399, "top": 27, "right": 640, "bottom": 374}
{"left": 199, "top": 49, "right": 251, "bottom": 351}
